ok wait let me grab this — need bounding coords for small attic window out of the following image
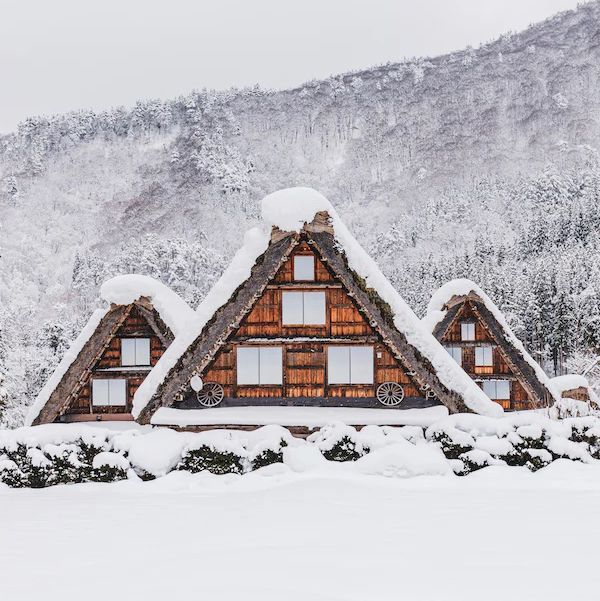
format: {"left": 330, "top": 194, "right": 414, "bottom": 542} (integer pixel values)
{"left": 461, "top": 322, "right": 475, "bottom": 341}
{"left": 121, "top": 338, "right": 151, "bottom": 366}
{"left": 293, "top": 255, "right": 315, "bottom": 281}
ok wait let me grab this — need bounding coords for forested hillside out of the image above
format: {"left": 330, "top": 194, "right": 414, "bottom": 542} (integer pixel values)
{"left": 2, "top": 2, "right": 600, "bottom": 424}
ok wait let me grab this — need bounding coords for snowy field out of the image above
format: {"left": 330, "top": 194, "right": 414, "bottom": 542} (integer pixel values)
{"left": 2, "top": 464, "right": 600, "bottom": 601}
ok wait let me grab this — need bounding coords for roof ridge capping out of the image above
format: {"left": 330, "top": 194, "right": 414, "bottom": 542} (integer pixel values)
{"left": 270, "top": 210, "right": 334, "bottom": 242}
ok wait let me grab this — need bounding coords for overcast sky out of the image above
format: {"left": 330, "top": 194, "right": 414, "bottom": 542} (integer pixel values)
{"left": 0, "top": 0, "right": 584, "bottom": 133}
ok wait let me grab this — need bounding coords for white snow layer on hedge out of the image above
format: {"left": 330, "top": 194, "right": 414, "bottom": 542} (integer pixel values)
{"left": 3, "top": 414, "right": 600, "bottom": 483}
{"left": 100, "top": 274, "right": 195, "bottom": 337}
{"left": 423, "top": 278, "right": 559, "bottom": 404}
{"left": 133, "top": 187, "right": 502, "bottom": 418}
{"left": 24, "top": 309, "right": 108, "bottom": 426}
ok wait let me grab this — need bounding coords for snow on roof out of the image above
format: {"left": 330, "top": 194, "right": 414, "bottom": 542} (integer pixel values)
{"left": 100, "top": 274, "right": 195, "bottom": 338}
{"left": 24, "top": 308, "right": 108, "bottom": 426}
{"left": 132, "top": 188, "right": 503, "bottom": 419}
{"left": 132, "top": 228, "right": 271, "bottom": 418}
{"left": 423, "top": 278, "right": 559, "bottom": 403}
{"left": 150, "top": 406, "right": 450, "bottom": 428}
{"left": 25, "top": 275, "right": 194, "bottom": 427}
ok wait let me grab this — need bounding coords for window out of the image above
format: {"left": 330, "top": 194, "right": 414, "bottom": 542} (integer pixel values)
{"left": 92, "top": 379, "right": 127, "bottom": 406}
{"left": 121, "top": 338, "right": 150, "bottom": 366}
{"left": 327, "top": 346, "right": 374, "bottom": 384}
{"left": 461, "top": 322, "right": 475, "bottom": 341}
{"left": 482, "top": 379, "right": 510, "bottom": 400}
{"left": 475, "top": 345, "right": 493, "bottom": 367}
{"left": 282, "top": 291, "right": 326, "bottom": 325}
{"left": 293, "top": 255, "right": 315, "bottom": 281}
{"left": 445, "top": 346, "right": 462, "bottom": 366}
{"left": 237, "top": 347, "right": 283, "bottom": 385}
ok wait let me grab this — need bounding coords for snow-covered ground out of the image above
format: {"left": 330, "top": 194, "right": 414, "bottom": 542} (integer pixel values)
{"left": 1, "top": 464, "right": 600, "bottom": 601}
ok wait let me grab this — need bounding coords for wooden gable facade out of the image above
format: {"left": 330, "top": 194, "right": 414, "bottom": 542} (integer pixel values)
{"left": 137, "top": 213, "right": 477, "bottom": 424}
{"left": 430, "top": 293, "right": 555, "bottom": 411}
{"left": 181, "top": 241, "right": 425, "bottom": 407}
{"left": 31, "top": 298, "right": 174, "bottom": 425}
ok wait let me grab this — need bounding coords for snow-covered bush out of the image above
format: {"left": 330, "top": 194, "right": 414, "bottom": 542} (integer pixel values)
{"left": 428, "top": 426, "right": 475, "bottom": 459}
{"left": 178, "top": 445, "right": 244, "bottom": 475}
{"left": 90, "top": 452, "right": 130, "bottom": 483}
{"left": 308, "top": 424, "right": 368, "bottom": 462}
{"left": 457, "top": 450, "right": 504, "bottom": 475}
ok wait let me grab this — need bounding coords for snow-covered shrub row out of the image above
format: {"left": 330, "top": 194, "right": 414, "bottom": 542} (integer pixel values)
{"left": 2, "top": 414, "right": 600, "bottom": 488}
{"left": 426, "top": 413, "right": 600, "bottom": 474}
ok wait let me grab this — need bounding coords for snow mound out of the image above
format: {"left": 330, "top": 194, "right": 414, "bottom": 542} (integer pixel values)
{"left": 261, "top": 187, "right": 333, "bottom": 232}
{"left": 354, "top": 439, "right": 451, "bottom": 478}
{"left": 100, "top": 274, "right": 195, "bottom": 337}
{"left": 134, "top": 188, "right": 502, "bottom": 419}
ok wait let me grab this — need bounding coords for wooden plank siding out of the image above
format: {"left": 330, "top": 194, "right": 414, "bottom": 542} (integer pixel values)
{"left": 195, "top": 244, "right": 427, "bottom": 407}
{"left": 437, "top": 302, "right": 537, "bottom": 411}
{"left": 65, "top": 306, "right": 168, "bottom": 417}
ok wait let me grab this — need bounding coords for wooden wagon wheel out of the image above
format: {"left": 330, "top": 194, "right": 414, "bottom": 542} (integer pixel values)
{"left": 196, "top": 382, "right": 224, "bottom": 407}
{"left": 376, "top": 382, "right": 405, "bottom": 406}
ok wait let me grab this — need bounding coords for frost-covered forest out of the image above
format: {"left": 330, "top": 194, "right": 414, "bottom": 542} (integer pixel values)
{"left": 2, "top": 2, "right": 600, "bottom": 425}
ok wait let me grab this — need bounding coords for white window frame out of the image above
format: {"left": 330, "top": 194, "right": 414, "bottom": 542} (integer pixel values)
{"left": 461, "top": 322, "right": 476, "bottom": 341}
{"left": 293, "top": 255, "right": 315, "bottom": 281}
{"left": 282, "top": 291, "right": 326, "bottom": 325}
{"left": 327, "top": 346, "right": 374, "bottom": 385}
{"left": 445, "top": 345, "right": 462, "bottom": 366}
{"left": 236, "top": 346, "right": 283, "bottom": 385}
{"left": 121, "top": 338, "right": 151, "bottom": 367}
{"left": 482, "top": 379, "right": 511, "bottom": 400}
{"left": 92, "top": 378, "right": 127, "bottom": 407}
{"left": 475, "top": 345, "right": 494, "bottom": 367}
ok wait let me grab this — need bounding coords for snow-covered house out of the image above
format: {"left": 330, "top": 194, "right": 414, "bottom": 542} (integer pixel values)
{"left": 132, "top": 188, "right": 502, "bottom": 429}
{"left": 550, "top": 374, "right": 598, "bottom": 405}
{"left": 423, "top": 279, "right": 558, "bottom": 411}
{"left": 26, "top": 275, "right": 195, "bottom": 426}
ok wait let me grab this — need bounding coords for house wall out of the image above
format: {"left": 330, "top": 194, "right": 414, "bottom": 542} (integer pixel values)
{"left": 188, "top": 242, "right": 430, "bottom": 409}
{"left": 64, "top": 306, "right": 167, "bottom": 418}
{"left": 439, "top": 302, "right": 536, "bottom": 411}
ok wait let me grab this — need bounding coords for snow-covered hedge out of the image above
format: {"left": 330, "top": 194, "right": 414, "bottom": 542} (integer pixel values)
{"left": 2, "top": 414, "right": 600, "bottom": 488}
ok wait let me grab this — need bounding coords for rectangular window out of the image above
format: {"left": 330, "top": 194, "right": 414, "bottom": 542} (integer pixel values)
{"left": 293, "top": 255, "right": 315, "bottom": 281}
{"left": 482, "top": 379, "right": 511, "bottom": 400}
{"left": 461, "top": 322, "right": 475, "bottom": 341}
{"left": 236, "top": 347, "right": 283, "bottom": 385}
{"left": 475, "top": 345, "right": 493, "bottom": 367}
{"left": 282, "top": 291, "right": 326, "bottom": 325}
{"left": 92, "top": 379, "right": 127, "bottom": 406}
{"left": 327, "top": 346, "right": 374, "bottom": 384}
{"left": 121, "top": 338, "right": 151, "bottom": 366}
{"left": 445, "top": 346, "right": 462, "bottom": 366}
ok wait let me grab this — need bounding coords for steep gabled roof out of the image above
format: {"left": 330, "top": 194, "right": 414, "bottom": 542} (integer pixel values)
{"left": 422, "top": 278, "right": 559, "bottom": 408}
{"left": 25, "top": 275, "right": 195, "bottom": 426}
{"left": 133, "top": 188, "right": 502, "bottom": 422}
